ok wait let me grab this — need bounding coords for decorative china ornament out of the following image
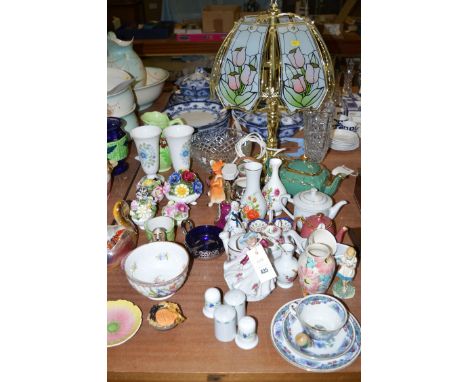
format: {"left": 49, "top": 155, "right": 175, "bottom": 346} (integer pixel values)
{"left": 208, "top": 160, "right": 226, "bottom": 207}
{"left": 262, "top": 157, "right": 288, "bottom": 217}
{"left": 240, "top": 161, "right": 267, "bottom": 222}
{"left": 332, "top": 246, "right": 358, "bottom": 299}
{"left": 164, "top": 170, "right": 203, "bottom": 204}
{"left": 297, "top": 243, "right": 335, "bottom": 295}
{"left": 129, "top": 198, "right": 157, "bottom": 229}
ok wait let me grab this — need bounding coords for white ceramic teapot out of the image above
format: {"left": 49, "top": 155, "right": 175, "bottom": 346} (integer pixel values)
{"left": 280, "top": 187, "right": 347, "bottom": 228}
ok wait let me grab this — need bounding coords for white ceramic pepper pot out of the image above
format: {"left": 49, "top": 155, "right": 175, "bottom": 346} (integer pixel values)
{"left": 235, "top": 316, "right": 258, "bottom": 350}
{"left": 213, "top": 305, "right": 237, "bottom": 342}
{"left": 224, "top": 289, "right": 246, "bottom": 324}
{"left": 203, "top": 287, "right": 222, "bottom": 319}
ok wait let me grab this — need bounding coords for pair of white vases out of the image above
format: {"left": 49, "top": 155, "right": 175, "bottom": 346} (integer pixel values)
{"left": 130, "top": 124, "right": 194, "bottom": 178}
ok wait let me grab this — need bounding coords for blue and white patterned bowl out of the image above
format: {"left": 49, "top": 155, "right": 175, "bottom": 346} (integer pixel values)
{"left": 164, "top": 101, "right": 230, "bottom": 134}
{"left": 232, "top": 109, "right": 303, "bottom": 139}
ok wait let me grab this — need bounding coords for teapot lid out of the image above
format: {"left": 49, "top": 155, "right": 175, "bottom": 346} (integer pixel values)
{"left": 295, "top": 187, "right": 332, "bottom": 210}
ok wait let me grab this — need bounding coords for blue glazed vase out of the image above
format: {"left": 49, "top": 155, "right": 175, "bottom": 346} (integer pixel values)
{"left": 107, "top": 117, "right": 129, "bottom": 175}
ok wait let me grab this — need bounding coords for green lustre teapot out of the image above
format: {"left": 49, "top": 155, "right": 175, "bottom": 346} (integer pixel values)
{"left": 278, "top": 159, "right": 346, "bottom": 197}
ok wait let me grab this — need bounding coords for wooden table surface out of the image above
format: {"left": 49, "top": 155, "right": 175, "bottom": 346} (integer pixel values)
{"left": 107, "top": 91, "right": 361, "bottom": 382}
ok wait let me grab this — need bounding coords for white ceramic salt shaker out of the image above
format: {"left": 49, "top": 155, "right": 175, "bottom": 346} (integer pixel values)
{"left": 224, "top": 289, "right": 246, "bottom": 324}
{"left": 203, "top": 287, "right": 222, "bottom": 319}
{"left": 213, "top": 304, "right": 237, "bottom": 342}
{"left": 235, "top": 316, "right": 258, "bottom": 350}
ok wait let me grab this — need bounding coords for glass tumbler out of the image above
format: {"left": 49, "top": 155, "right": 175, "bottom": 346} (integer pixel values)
{"left": 303, "top": 110, "right": 333, "bottom": 163}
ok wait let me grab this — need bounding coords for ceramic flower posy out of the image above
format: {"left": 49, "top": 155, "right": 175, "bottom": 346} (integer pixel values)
{"left": 282, "top": 47, "right": 324, "bottom": 109}
{"left": 130, "top": 199, "right": 157, "bottom": 222}
{"left": 165, "top": 170, "right": 203, "bottom": 198}
{"left": 162, "top": 200, "right": 190, "bottom": 221}
{"left": 218, "top": 47, "right": 258, "bottom": 108}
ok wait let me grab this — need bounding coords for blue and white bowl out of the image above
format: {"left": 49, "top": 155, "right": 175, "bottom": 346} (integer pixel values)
{"left": 164, "top": 101, "right": 230, "bottom": 135}
{"left": 232, "top": 110, "right": 303, "bottom": 139}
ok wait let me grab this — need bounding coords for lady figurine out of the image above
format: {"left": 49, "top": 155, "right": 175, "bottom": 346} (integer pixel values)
{"left": 332, "top": 247, "right": 358, "bottom": 299}
{"left": 223, "top": 231, "right": 276, "bottom": 302}
{"left": 223, "top": 201, "right": 244, "bottom": 235}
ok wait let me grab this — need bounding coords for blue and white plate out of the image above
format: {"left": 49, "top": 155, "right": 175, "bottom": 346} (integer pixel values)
{"left": 271, "top": 299, "right": 361, "bottom": 372}
{"left": 283, "top": 308, "right": 355, "bottom": 360}
{"left": 164, "top": 101, "right": 230, "bottom": 132}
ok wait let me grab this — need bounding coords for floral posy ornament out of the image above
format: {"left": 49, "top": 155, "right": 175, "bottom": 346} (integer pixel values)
{"left": 164, "top": 170, "right": 203, "bottom": 204}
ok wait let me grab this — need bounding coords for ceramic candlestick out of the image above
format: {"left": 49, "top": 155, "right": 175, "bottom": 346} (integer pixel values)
{"left": 224, "top": 289, "right": 246, "bottom": 324}
{"left": 213, "top": 305, "right": 236, "bottom": 342}
{"left": 235, "top": 316, "right": 258, "bottom": 350}
{"left": 203, "top": 288, "right": 222, "bottom": 319}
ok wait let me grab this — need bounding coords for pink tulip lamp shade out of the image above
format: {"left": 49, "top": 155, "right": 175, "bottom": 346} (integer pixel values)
{"left": 107, "top": 300, "right": 142, "bottom": 347}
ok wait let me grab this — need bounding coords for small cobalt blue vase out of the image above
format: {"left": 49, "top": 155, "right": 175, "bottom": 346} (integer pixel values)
{"left": 107, "top": 117, "right": 128, "bottom": 175}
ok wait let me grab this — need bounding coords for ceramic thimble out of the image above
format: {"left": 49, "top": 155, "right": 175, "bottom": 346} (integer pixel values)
{"left": 235, "top": 316, "right": 258, "bottom": 350}
{"left": 213, "top": 305, "right": 236, "bottom": 342}
{"left": 203, "top": 287, "right": 222, "bottom": 319}
{"left": 224, "top": 289, "right": 246, "bottom": 324}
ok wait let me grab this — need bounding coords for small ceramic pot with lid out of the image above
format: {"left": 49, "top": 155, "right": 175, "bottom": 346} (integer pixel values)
{"left": 280, "top": 187, "right": 347, "bottom": 229}
{"left": 176, "top": 67, "right": 211, "bottom": 101}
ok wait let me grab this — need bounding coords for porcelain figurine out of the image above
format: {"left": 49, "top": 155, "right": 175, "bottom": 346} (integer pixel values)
{"left": 274, "top": 243, "right": 299, "bottom": 289}
{"left": 298, "top": 243, "right": 336, "bottom": 295}
{"left": 297, "top": 213, "right": 348, "bottom": 242}
{"left": 107, "top": 32, "right": 146, "bottom": 88}
{"left": 278, "top": 159, "right": 347, "bottom": 196}
{"left": 332, "top": 247, "right": 358, "bottom": 299}
{"left": 215, "top": 200, "right": 232, "bottom": 230}
{"left": 223, "top": 201, "right": 245, "bottom": 235}
{"left": 208, "top": 160, "right": 226, "bottom": 207}
{"left": 262, "top": 158, "right": 288, "bottom": 217}
{"left": 223, "top": 231, "right": 276, "bottom": 302}
{"left": 280, "top": 187, "right": 347, "bottom": 229}
{"left": 240, "top": 161, "right": 267, "bottom": 222}
{"left": 164, "top": 170, "right": 203, "bottom": 205}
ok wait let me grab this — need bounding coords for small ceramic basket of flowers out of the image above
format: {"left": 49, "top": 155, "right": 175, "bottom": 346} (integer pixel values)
{"left": 162, "top": 200, "right": 190, "bottom": 226}
{"left": 164, "top": 169, "right": 203, "bottom": 205}
{"left": 129, "top": 198, "right": 158, "bottom": 229}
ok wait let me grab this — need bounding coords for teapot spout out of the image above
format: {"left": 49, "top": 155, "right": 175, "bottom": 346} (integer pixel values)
{"left": 335, "top": 226, "right": 348, "bottom": 243}
{"left": 328, "top": 200, "right": 348, "bottom": 219}
{"left": 322, "top": 174, "right": 346, "bottom": 196}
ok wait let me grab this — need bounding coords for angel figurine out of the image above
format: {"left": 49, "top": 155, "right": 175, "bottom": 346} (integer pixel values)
{"left": 332, "top": 247, "right": 358, "bottom": 299}
{"left": 223, "top": 231, "right": 276, "bottom": 302}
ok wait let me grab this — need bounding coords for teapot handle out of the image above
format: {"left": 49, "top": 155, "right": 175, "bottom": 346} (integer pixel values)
{"left": 279, "top": 194, "right": 294, "bottom": 220}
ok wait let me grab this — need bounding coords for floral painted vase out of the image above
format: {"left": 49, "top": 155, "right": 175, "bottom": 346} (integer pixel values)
{"left": 297, "top": 243, "right": 336, "bottom": 295}
{"left": 262, "top": 157, "right": 288, "bottom": 217}
{"left": 240, "top": 161, "right": 267, "bottom": 222}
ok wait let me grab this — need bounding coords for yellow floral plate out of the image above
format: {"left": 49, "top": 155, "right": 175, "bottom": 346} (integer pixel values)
{"left": 107, "top": 300, "right": 142, "bottom": 348}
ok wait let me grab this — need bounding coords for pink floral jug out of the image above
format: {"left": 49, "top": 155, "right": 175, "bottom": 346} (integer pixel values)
{"left": 298, "top": 243, "right": 336, "bottom": 295}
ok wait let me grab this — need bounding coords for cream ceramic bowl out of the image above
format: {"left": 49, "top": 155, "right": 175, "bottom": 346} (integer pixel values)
{"left": 123, "top": 242, "right": 189, "bottom": 300}
{"left": 134, "top": 67, "right": 169, "bottom": 111}
{"left": 107, "top": 67, "right": 136, "bottom": 117}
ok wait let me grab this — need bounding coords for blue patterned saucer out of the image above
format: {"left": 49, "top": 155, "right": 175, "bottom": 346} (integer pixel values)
{"left": 270, "top": 299, "right": 361, "bottom": 372}
{"left": 282, "top": 308, "right": 355, "bottom": 360}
